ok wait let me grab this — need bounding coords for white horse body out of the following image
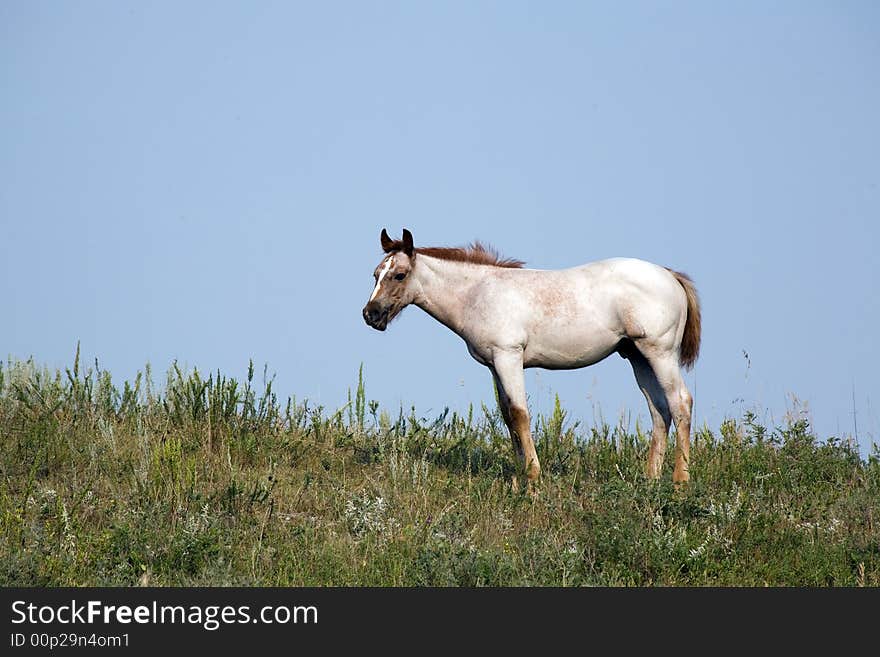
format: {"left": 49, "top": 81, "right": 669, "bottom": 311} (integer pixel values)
{"left": 364, "top": 230, "right": 701, "bottom": 488}
{"left": 414, "top": 257, "right": 686, "bottom": 371}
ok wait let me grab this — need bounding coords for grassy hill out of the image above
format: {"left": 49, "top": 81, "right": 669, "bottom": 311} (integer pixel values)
{"left": 1, "top": 353, "right": 878, "bottom": 586}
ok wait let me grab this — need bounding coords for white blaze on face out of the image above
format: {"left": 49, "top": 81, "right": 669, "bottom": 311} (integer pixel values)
{"left": 369, "top": 256, "right": 394, "bottom": 302}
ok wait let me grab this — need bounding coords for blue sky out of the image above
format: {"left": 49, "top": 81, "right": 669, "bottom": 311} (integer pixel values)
{"left": 2, "top": 2, "right": 878, "bottom": 453}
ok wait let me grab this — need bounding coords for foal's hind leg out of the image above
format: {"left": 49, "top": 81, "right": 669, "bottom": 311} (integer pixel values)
{"left": 639, "top": 348, "right": 694, "bottom": 484}
{"left": 627, "top": 349, "right": 671, "bottom": 480}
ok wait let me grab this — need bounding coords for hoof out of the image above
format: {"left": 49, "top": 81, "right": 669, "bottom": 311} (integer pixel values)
{"left": 526, "top": 479, "right": 539, "bottom": 498}
{"left": 511, "top": 475, "right": 539, "bottom": 497}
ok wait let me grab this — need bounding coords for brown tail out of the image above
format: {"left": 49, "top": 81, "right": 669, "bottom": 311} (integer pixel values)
{"left": 667, "top": 269, "right": 701, "bottom": 370}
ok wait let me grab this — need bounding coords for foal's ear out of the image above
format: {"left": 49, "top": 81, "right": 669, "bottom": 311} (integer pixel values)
{"left": 401, "top": 228, "right": 414, "bottom": 257}
{"left": 380, "top": 228, "right": 394, "bottom": 253}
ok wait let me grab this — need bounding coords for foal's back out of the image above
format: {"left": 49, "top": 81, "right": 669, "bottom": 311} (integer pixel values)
{"left": 470, "top": 258, "right": 688, "bottom": 369}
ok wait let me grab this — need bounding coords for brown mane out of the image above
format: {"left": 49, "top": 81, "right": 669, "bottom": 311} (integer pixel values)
{"left": 385, "top": 239, "right": 525, "bottom": 268}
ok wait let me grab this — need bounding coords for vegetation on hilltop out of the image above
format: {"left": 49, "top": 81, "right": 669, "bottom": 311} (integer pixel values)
{"left": 1, "top": 353, "right": 877, "bottom": 586}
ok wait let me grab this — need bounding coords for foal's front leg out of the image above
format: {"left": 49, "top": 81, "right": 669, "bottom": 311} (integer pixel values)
{"left": 491, "top": 351, "right": 541, "bottom": 488}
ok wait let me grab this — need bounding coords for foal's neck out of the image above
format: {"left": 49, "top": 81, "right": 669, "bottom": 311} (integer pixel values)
{"left": 412, "top": 255, "right": 487, "bottom": 335}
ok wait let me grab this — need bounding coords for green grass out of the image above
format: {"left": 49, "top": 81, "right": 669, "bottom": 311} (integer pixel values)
{"left": 1, "top": 352, "right": 878, "bottom": 586}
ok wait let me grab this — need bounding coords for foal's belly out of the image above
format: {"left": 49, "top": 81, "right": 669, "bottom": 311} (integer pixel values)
{"left": 522, "top": 334, "right": 620, "bottom": 370}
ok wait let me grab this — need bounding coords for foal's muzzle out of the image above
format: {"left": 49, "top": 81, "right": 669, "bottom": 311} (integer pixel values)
{"left": 362, "top": 302, "right": 388, "bottom": 331}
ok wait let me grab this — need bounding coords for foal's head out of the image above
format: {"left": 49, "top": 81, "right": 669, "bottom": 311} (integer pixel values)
{"left": 362, "top": 228, "right": 418, "bottom": 331}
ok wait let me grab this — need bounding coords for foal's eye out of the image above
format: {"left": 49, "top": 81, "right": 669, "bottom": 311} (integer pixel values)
{"left": 394, "top": 273, "right": 407, "bottom": 281}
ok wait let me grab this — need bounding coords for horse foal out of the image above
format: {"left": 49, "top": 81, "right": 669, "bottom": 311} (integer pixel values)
{"left": 363, "top": 229, "right": 701, "bottom": 488}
